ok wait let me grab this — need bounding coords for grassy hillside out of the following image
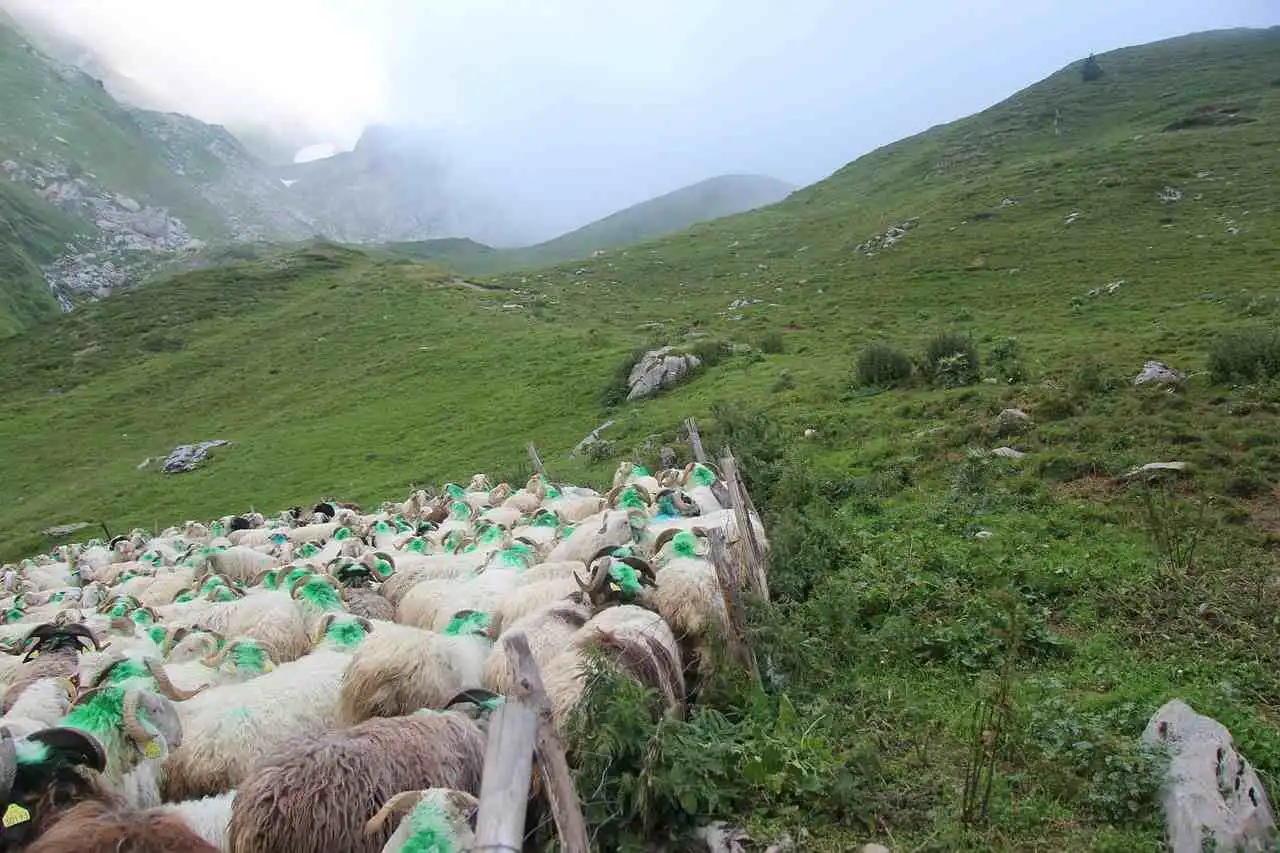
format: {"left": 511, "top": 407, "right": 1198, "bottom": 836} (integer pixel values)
{"left": 387, "top": 173, "right": 795, "bottom": 274}
{"left": 2, "top": 28, "right": 1280, "bottom": 850}
{"left": 0, "top": 179, "right": 82, "bottom": 335}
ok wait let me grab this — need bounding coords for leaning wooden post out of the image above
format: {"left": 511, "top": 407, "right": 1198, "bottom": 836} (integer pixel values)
{"left": 472, "top": 643, "right": 540, "bottom": 851}
{"left": 527, "top": 443, "right": 547, "bottom": 479}
{"left": 706, "top": 526, "right": 759, "bottom": 679}
{"left": 472, "top": 631, "right": 590, "bottom": 853}
{"left": 684, "top": 417, "right": 708, "bottom": 464}
{"left": 720, "top": 451, "right": 769, "bottom": 600}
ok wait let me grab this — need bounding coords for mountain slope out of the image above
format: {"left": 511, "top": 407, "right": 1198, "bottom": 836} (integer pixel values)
{"left": 1, "top": 29, "right": 1279, "bottom": 850}
{"left": 386, "top": 173, "right": 795, "bottom": 273}
{"left": 0, "top": 179, "right": 82, "bottom": 334}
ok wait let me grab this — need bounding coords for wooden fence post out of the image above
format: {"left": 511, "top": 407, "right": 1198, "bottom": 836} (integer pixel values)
{"left": 720, "top": 451, "right": 769, "bottom": 601}
{"left": 527, "top": 443, "right": 547, "bottom": 479}
{"left": 705, "top": 526, "right": 759, "bottom": 679}
{"left": 472, "top": 631, "right": 589, "bottom": 853}
{"left": 684, "top": 417, "right": 708, "bottom": 464}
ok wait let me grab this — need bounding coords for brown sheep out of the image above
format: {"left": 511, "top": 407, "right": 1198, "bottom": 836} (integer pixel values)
{"left": 226, "top": 706, "right": 487, "bottom": 853}
{"left": 2, "top": 624, "right": 104, "bottom": 714}
{"left": 23, "top": 799, "right": 220, "bottom": 853}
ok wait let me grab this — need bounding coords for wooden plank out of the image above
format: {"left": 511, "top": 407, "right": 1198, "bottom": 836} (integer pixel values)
{"left": 720, "top": 453, "right": 769, "bottom": 600}
{"left": 706, "top": 526, "right": 759, "bottom": 678}
{"left": 685, "top": 417, "right": 708, "bottom": 464}
{"left": 505, "top": 632, "right": 591, "bottom": 853}
{"left": 527, "top": 443, "right": 547, "bottom": 478}
{"left": 472, "top": 637, "right": 540, "bottom": 852}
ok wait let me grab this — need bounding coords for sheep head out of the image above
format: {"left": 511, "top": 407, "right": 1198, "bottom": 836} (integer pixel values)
{"left": 22, "top": 622, "right": 101, "bottom": 661}
{"left": 575, "top": 556, "right": 657, "bottom": 606}
{"left": 365, "top": 788, "right": 480, "bottom": 842}
{"left": 312, "top": 614, "right": 373, "bottom": 650}
{"left": 205, "top": 639, "right": 276, "bottom": 676}
{"left": 121, "top": 689, "right": 182, "bottom": 757}
{"left": 0, "top": 724, "right": 107, "bottom": 839}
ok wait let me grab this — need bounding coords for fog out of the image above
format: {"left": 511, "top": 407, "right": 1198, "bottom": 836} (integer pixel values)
{"left": 2, "top": 0, "right": 1275, "bottom": 239}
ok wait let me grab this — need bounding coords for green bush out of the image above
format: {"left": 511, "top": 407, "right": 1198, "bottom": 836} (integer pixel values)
{"left": 758, "top": 331, "right": 785, "bottom": 354}
{"left": 567, "top": 659, "right": 871, "bottom": 850}
{"left": 690, "top": 338, "right": 731, "bottom": 368}
{"left": 856, "top": 342, "right": 914, "bottom": 388}
{"left": 1208, "top": 326, "right": 1280, "bottom": 384}
{"left": 599, "top": 348, "right": 645, "bottom": 409}
{"left": 990, "top": 336, "right": 1026, "bottom": 383}
{"left": 923, "top": 331, "right": 980, "bottom": 387}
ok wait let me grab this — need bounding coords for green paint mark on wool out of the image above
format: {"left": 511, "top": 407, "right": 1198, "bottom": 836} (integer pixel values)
{"left": 494, "top": 543, "right": 533, "bottom": 569}
{"left": 618, "top": 487, "right": 645, "bottom": 510}
{"left": 260, "top": 570, "right": 281, "bottom": 590}
{"left": 210, "top": 522, "right": 225, "bottom": 537}
{"left": 108, "top": 601, "right": 130, "bottom": 618}
{"left": 406, "top": 537, "right": 428, "bottom": 554}
{"left": 104, "top": 658, "right": 150, "bottom": 684}
{"left": 656, "top": 494, "right": 678, "bottom": 519}
{"left": 131, "top": 609, "right": 154, "bottom": 626}
{"left": 671, "top": 531, "right": 699, "bottom": 558}
{"left": 325, "top": 619, "right": 369, "bottom": 649}
{"left": 394, "top": 519, "right": 413, "bottom": 534}
{"left": 200, "top": 577, "right": 226, "bottom": 595}
{"left": 284, "top": 567, "right": 312, "bottom": 587}
{"left": 631, "top": 464, "right": 651, "bottom": 478}
{"left": 211, "top": 587, "right": 237, "bottom": 602}
{"left": 444, "top": 483, "right": 466, "bottom": 499}
{"left": 174, "top": 593, "right": 194, "bottom": 604}
{"left": 15, "top": 741, "right": 49, "bottom": 765}
{"left": 373, "top": 557, "right": 393, "bottom": 578}
{"left": 690, "top": 464, "right": 716, "bottom": 487}
{"left": 401, "top": 800, "right": 460, "bottom": 853}
{"left": 230, "top": 642, "right": 270, "bottom": 672}
{"left": 270, "top": 532, "right": 288, "bottom": 545}
{"left": 62, "top": 686, "right": 127, "bottom": 740}
{"left": 298, "top": 543, "right": 320, "bottom": 558}
{"left": 334, "top": 527, "right": 352, "bottom": 541}
{"left": 374, "top": 520, "right": 392, "bottom": 535}
{"left": 478, "top": 524, "right": 504, "bottom": 545}
{"left": 298, "top": 579, "right": 343, "bottom": 612}
{"left": 51, "top": 592, "right": 65, "bottom": 603}
{"left": 533, "top": 511, "right": 558, "bottom": 528}
{"left": 611, "top": 545, "right": 635, "bottom": 558}
{"left": 448, "top": 501, "right": 471, "bottom": 521}
{"left": 148, "top": 625, "right": 166, "bottom": 646}
{"left": 609, "top": 562, "right": 643, "bottom": 600}
{"left": 443, "top": 611, "right": 490, "bottom": 637}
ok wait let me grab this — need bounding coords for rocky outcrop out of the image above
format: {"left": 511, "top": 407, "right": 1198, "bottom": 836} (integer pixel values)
{"left": 1135, "top": 361, "right": 1185, "bottom": 386}
{"left": 1143, "top": 699, "right": 1276, "bottom": 853}
{"left": 627, "top": 347, "right": 702, "bottom": 401}
{"left": 162, "top": 439, "right": 230, "bottom": 473}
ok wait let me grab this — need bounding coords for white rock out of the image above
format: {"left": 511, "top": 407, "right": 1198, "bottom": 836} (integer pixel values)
{"left": 989, "top": 447, "right": 1026, "bottom": 459}
{"left": 1143, "top": 699, "right": 1275, "bottom": 853}
{"left": 627, "top": 347, "right": 702, "bottom": 401}
{"left": 1135, "top": 361, "right": 1185, "bottom": 386}
{"left": 1122, "top": 461, "right": 1190, "bottom": 480}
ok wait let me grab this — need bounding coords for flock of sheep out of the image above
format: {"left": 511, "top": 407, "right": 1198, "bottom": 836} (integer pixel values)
{"left": 0, "top": 460, "right": 768, "bottom": 852}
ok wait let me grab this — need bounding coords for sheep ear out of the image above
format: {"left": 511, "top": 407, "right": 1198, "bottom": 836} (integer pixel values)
{"left": 28, "top": 727, "right": 106, "bottom": 772}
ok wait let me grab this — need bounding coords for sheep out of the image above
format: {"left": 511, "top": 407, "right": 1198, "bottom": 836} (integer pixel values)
{"left": 226, "top": 705, "right": 488, "bottom": 853}
{"left": 161, "top": 617, "right": 371, "bottom": 802}
{"left": 0, "top": 678, "right": 77, "bottom": 738}
{"left": 3, "top": 623, "right": 104, "bottom": 714}
{"left": 396, "top": 568, "right": 519, "bottom": 634}
{"left": 336, "top": 621, "right": 490, "bottom": 725}
{"left": 157, "top": 791, "right": 235, "bottom": 852}
{"left": 643, "top": 529, "right": 731, "bottom": 679}
{"left": 21, "top": 797, "right": 221, "bottom": 853}
{"left": 539, "top": 596, "right": 685, "bottom": 733}
{"left": 202, "top": 548, "right": 277, "bottom": 584}
{"left": 482, "top": 601, "right": 591, "bottom": 695}
{"left": 333, "top": 559, "right": 396, "bottom": 622}
{"left": 546, "top": 508, "right": 641, "bottom": 563}
{"left": 0, "top": 725, "right": 121, "bottom": 848}
{"left": 173, "top": 589, "right": 310, "bottom": 664}
{"left": 364, "top": 788, "right": 478, "bottom": 853}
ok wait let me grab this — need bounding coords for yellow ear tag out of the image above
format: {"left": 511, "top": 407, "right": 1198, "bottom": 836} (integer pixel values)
{"left": 3, "top": 804, "right": 31, "bottom": 827}
{"left": 142, "top": 740, "right": 163, "bottom": 760}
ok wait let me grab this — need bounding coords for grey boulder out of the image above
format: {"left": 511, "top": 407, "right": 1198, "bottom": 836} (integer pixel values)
{"left": 1142, "top": 699, "right": 1276, "bottom": 853}
{"left": 627, "top": 347, "right": 702, "bottom": 401}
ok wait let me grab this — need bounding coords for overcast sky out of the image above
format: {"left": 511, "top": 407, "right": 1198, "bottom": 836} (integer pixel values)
{"left": 2, "top": 0, "right": 1276, "bottom": 239}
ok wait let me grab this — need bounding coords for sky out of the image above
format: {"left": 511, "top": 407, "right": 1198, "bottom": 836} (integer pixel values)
{"left": 1, "top": 0, "right": 1276, "bottom": 240}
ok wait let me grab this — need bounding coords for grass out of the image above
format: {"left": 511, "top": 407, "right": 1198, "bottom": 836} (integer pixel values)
{"left": 1, "top": 26, "right": 1280, "bottom": 851}
{"left": 0, "top": 179, "right": 82, "bottom": 335}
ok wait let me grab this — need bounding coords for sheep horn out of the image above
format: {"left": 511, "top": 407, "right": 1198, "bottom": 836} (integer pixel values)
{"left": 121, "top": 689, "right": 154, "bottom": 745}
{"left": 356, "top": 617, "right": 373, "bottom": 633}
{"left": 145, "top": 657, "right": 205, "bottom": 701}
{"left": 651, "top": 528, "right": 681, "bottom": 555}
{"left": 251, "top": 568, "right": 277, "bottom": 587}
{"left": 72, "top": 686, "right": 104, "bottom": 707}
{"left": 62, "top": 622, "right": 103, "bottom": 650}
{"left": 616, "top": 556, "right": 658, "bottom": 586}
{"left": 631, "top": 483, "right": 653, "bottom": 503}
{"left": 314, "top": 613, "right": 338, "bottom": 643}
{"left": 365, "top": 790, "right": 427, "bottom": 836}
{"left": 445, "top": 688, "right": 502, "bottom": 709}
{"left": 0, "top": 727, "right": 16, "bottom": 803}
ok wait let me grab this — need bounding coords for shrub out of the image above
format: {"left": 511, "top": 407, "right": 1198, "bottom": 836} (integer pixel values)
{"left": 990, "top": 337, "right": 1026, "bottom": 383}
{"left": 1080, "top": 53, "right": 1104, "bottom": 82}
{"left": 1208, "top": 325, "right": 1280, "bottom": 384}
{"left": 566, "top": 660, "right": 871, "bottom": 850}
{"left": 757, "top": 331, "right": 785, "bottom": 354}
{"left": 599, "top": 348, "right": 646, "bottom": 409}
{"left": 856, "top": 342, "right": 913, "bottom": 388}
{"left": 771, "top": 370, "right": 796, "bottom": 392}
{"left": 690, "top": 338, "right": 731, "bottom": 369}
{"left": 923, "top": 331, "right": 980, "bottom": 387}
